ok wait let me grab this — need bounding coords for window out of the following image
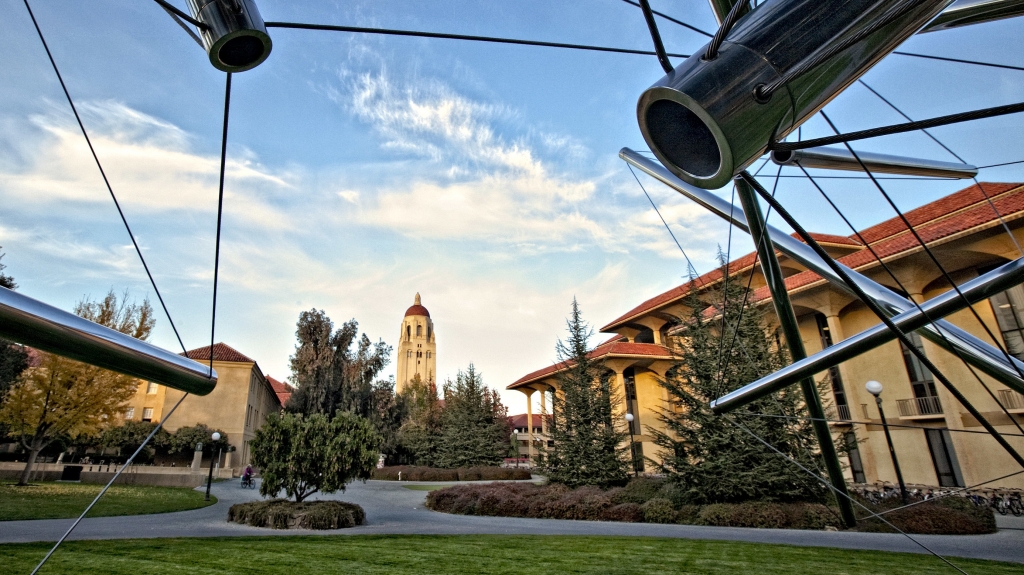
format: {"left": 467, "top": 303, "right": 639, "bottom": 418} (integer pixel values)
{"left": 925, "top": 429, "right": 963, "bottom": 487}
{"left": 146, "top": 381, "right": 158, "bottom": 394}
{"left": 407, "top": 350, "right": 412, "bottom": 358}
{"left": 844, "top": 432, "right": 866, "bottom": 483}
{"left": 623, "top": 367, "right": 640, "bottom": 435}
{"left": 815, "top": 314, "right": 849, "bottom": 418}
{"left": 142, "top": 407, "right": 154, "bottom": 422}
{"left": 406, "top": 325, "right": 411, "bottom": 340}
{"left": 427, "top": 325, "right": 432, "bottom": 339}
{"left": 124, "top": 407, "right": 135, "bottom": 420}
{"left": 901, "top": 331, "right": 939, "bottom": 401}
{"left": 416, "top": 325, "right": 422, "bottom": 337}
{"left": 989, "top": 284, "right": 1024, "bottom": 360}
{"left": 634, "top": 328, "right": 654, "bottom": 344}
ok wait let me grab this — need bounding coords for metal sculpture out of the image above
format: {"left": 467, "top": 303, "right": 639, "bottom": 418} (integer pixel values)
{"left": 770, "top": 146, "right": 978, "bottom": 179}
{"left": 186, "top": 0, "right": 272, "bottom": 72}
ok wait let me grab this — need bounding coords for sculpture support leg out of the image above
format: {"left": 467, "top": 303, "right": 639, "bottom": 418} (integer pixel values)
{"left": 735, "top": 179, "right": 857, "bottom": 528}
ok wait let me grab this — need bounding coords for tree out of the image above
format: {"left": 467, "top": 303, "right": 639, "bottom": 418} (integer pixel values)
{"left": 651, "top": 264, "right": 828, "bottom": 504}
{"left": 285, "top": 310, "right": 391, "bottom": 417}
{"left": 0, "top": 290, "right": 155, "bottom": 485}
{"left": 250, "top": 411, "right": 379, "bottom": 502}
{"left": 434, "top": 364, "right": 511, "bottom": 468}
{"left": 167, "top": 423, "right": 228, "bottom": 457}
{"left": 394, "top": 374, "right": 443, "bottom": 466}
{"left": 545, "top": 299, "right": 630, "bottom": 488}
{"left": 100, "top": 420, "right": 171, "bottom": 463}
{"left": 0, "top": 248, "right": 28, "bottom": 404}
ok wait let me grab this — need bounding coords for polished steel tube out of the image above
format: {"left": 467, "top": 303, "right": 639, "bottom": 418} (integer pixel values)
{"left": 0, "top": 287, "right": 217, "bottom": 395}
{"left": 620, "top": 147, "right": 1024, "bottom": 392}
{"left": 712, "top": 257, "right": 1024, "bottom": 412}
{"left": 771, "top": 146, "right": 978, "bottom": 179}
{"left": 920, "top": 0, "right": 1024, "bottom": 32}
{"left": 187, "top": 0, "right": 271, "bottom": 72}
{"left": 637, "top": 0, "right": 953, "bottom": 189}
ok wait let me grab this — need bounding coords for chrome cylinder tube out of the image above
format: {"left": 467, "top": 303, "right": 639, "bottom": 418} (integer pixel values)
{"left": 0, "top": 287, "right": 216, "bottom": 395}
{"left": 921, "top": 0, "right": 1024, "bottom": 32}
{"left": 187, "top": 0, "right": 271, "bottom": 72}
{"left": 771, "top": 146, "right": 978, "bottom": 178}
{"left": 637, "top": 0, "right": 953, "bottom": 190}
{"left": 620, "top": 147, "right": 1024, "bottom": 392}
{"left": 713, "top": 256, "right": 1024, "bottom": 412}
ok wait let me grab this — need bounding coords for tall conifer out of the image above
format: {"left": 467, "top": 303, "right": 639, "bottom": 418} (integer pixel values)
{"left": 545, "top": 299, "right": 629, "bottom": 487}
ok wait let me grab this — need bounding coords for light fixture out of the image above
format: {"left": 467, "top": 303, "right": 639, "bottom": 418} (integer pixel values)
{"left": 212, "top": 431, "right": 222, "bottom": 441}
{"left": 865, "top": 380, "right": 884, "bottom": 396}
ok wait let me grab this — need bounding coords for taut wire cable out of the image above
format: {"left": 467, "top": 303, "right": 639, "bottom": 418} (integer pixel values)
{"left": 29, "top": 393, "right": 190, "bottom": 575}
{"left": 737, "top": 409, "right": 1024, "bottom": 437}
{"left": 627, "top": 164, "right": 702, "bottom": 282}
{"left": 21, "top": 0, "right": 187, "bottom": 354}
{"left": 619, "top": 0, "right": 713, "bottom": 37}
{"left": 637, "top": 0, "right": 674, "bottom": 73}
{"left": 151, "top": 0, "right": 207, "bottom": 30}
{"left": 210, "top": 72, "right": 232, "bottom": 373}
{"left": 894, "top": 51, "right": 1024, "bottom": 73}
{"left": 264, "top": 22, "right": 690, "bottom": 58}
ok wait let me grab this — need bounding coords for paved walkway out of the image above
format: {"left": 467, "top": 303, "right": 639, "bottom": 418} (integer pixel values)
{"left": 0, "top": 479, "right": 1021, "bottom": 564}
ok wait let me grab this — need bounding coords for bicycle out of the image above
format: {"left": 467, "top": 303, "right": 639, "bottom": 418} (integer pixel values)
{"left": 241, "top": 475, "right": 256, "bottom": 489}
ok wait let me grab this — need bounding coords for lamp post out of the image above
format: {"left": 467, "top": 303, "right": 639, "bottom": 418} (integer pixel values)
{"left": 625, "top": 413, "right": 638, "bottom": 477}
{"left": 866, "top": 380, "right": 908, "bottom": 504}
{"left": 205, "top": 431, "right": 221, "bottom": 502}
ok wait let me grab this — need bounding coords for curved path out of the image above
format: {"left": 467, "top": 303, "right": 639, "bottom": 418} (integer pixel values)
{"left": 0, "top": 479, "right": 1021, "bottom": 564}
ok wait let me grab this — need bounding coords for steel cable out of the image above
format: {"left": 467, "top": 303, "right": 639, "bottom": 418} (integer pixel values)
{"left": 704, "top": 0, "right": 749, "bottom": 61}
{"left": 638, "top": 0, "right": 674, "bottom": 73}
{"left": 21, "top": 0, "right": 188, "bottom": 354}
{"left": 619, "top": 0, "right": 714, "bottom": 37}
{"left": 209, "top": 72, "right": 232, "bottom": 374}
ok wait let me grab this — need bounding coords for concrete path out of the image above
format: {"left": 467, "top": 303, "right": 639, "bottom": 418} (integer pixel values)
{"left": 0, "top": 479, "right": 1021, "bottom": 565}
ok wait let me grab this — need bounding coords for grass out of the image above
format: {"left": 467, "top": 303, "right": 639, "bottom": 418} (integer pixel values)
{"left": 0, "top": 481, "right": 215, "bottom": 521}
{"left": 0, "top": 535, "right": 1018, "bottom": 574}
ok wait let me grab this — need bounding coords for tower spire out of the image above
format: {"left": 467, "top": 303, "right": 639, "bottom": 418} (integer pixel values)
{"left": 414, "top": 292, "right": 421, "bottom": 306}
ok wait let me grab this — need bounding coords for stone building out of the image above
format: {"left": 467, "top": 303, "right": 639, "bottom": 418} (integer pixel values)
{"left": 396, "top": 293, "right": 437, "bottom": 394}
{"left": 510, "top": 182, "right": 1024, "bottom": 489}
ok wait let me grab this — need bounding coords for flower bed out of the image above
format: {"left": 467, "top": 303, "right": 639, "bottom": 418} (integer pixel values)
{"left": 372, "top": 466, "right": 532, "bottom": 481}
{"left": 227, "top": 499, "right": 365, "bottom": 530}
{"left": 424, "top": 477, "right": 996, "bottom": 534}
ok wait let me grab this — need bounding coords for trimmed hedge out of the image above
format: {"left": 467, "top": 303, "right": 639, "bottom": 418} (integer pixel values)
{"left": 227, "top": 499, "right": 365, "bottom": 530}
{"left": 372, "top": 466, "right": 532, "bottom": 482}
{"left": 856, "top": 495, "right": 996, "bottom": 535}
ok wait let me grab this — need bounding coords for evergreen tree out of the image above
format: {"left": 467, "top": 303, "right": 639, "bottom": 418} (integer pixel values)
{"left": 652, "top": 261, "right": 828, "bottom": 504}
{"left": 286, "top": 309, "right": 391, "bottom": 418}
{"left": 434, "top": 364, "right": 511, "bottom": 468}
{"left": 545, "top": 299, "right": 629, "bottom": 487}
{"left": 395, "top": 374, "right": 443, "bottom": 466}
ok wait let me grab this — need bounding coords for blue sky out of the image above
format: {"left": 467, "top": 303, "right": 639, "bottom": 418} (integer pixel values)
{"left": 1, "top": 0, "right": 1022, "bottom": 414}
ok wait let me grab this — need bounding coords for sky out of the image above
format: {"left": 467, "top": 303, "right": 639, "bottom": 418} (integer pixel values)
{"left": 1, "top": 0, "right": 1023, "bottom": 415}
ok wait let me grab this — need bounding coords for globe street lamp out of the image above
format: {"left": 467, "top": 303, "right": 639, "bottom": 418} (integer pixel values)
{"left": 866, "top": 381, "right": 908, "bottom": 504}
{"left": 205, "top": 431, "right": 222, "bottom": 502}
{"left": 625, "top": 413, "right": 638, "bottom": 478}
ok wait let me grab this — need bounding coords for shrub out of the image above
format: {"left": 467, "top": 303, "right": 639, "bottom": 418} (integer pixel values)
{"left": 784, "top": 503, "right": 838, "bottom": 530}
{"left": 373, "top": 466, "right": 530, "bottom": 481}
{"left": 698, "top": 502, "right": 788, "bottom": 528}
{"left": 640, "top": 498, "right": 676, "bottom": 524}
{"left": 227, "top": 499, "right": 365, "bottom": 530}
{"left": 545, "top": 486, "right": 612, "bottom": 520}
{"left": 601, "top": 503, "right": 644, "bottom": 522}
{"left": 612, "top": 477, "right": 666, "bottom": 505}
{"left": 857, "top": 497, "right": 996, "bottom": 535}
{"left": 657, "top": 482, "right": 689, "bottom": 509}
{"left": 676, "top": 505, "right": 701, "bottom": 524}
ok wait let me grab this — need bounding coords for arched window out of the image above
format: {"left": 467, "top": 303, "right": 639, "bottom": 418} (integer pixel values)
{"left": 406, "top": 325, "right": 411, "bottom": 340}
{"left": 407, "top": 350, "right": 412, "bottom": 358}
{"left": 416, "top": 325, "right": 422, "bottom": 336}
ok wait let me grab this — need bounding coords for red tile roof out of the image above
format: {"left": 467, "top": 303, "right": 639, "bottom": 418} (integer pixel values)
{"left": 509, "top": 341, "right": 674, "bottom": 389}
{"left": 182, "top": 343, "right": 256, "bottom": 364}
{"left": 601, "top": 182, "right": 1024, "bottom": 331}
{"left": 266, "top": 375, "right": 294, "bottom": 406}
{"left": 508, "top": 413, "right": 547, "bottom": 429}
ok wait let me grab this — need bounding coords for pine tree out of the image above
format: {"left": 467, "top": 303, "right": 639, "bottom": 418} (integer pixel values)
{"left": 434, "top": 364, "right": 511, "bottom": 468}
{"left": 545, "top": 299, "right": 629, "bottom": 487}
{"left": 395, "top": 374, "right": 443, "bottom": 466}
{"left": 652, "top": 260, "right": 828, "bottom": 504}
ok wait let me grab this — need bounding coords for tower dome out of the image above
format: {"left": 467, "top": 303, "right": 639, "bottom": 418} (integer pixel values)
{"left": 405, "top": 292, "right": 430, "bottom": 318}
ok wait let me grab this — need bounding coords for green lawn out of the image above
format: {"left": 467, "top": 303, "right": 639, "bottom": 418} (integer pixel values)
{"left": 0, "top": 481, "right": 215, "bottom": 521}
{"left": 0, "top": 535, "right": 1018, "bottom": 574}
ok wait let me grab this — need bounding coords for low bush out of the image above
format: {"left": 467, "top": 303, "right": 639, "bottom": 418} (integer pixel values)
{"left": 675, "top": 505, "right": 701, "bottom": 525}
{"left": 611, "top": 477, "right": 665, "bottom": 505}
{"left": 640, "top": 498, "right": 676, "bottom": 524}
{"left": 857, "top": 496, "right": 996, "bottom": 535}
{"left": 227, "top": 499, "right": 365, "bottom": 530}
{"left": 373, "top": 466, "right": 531, "bottom": 481}
{"left": 601, "top": 503, "right": 644, "bottom": 522}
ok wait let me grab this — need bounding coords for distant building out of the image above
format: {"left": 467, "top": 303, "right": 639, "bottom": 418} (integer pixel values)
{"left": 122, "top": 343, "right": 282, "bottom": 469}
{"left": 508, "top": 413, "right": 549, "bottom": 461}
{"left": 396, "top": 293, "right": 437, "bottom": 394}
{"left": 511, "top": 182, "right": 1024, "bottom": 489}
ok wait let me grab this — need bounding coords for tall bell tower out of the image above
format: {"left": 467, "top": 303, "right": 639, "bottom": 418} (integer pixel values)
{"left": 396, "top": 293, "right": 436, "bottom": 394}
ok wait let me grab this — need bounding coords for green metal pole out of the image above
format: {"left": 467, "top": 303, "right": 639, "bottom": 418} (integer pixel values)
{"left": 734, "top": 178, "right": 858, "bottom": 528}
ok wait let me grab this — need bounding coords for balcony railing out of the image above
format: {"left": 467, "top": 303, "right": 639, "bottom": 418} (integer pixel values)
{"left": 896, "top": 395, "right": 944, "bottom": 418}
{"left": 825, "top": 404, "right": 852, "bottom": 423}
{"left": 998, "top": 389, "right": 1024, "bottom": 412}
